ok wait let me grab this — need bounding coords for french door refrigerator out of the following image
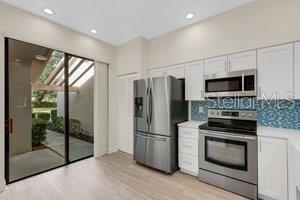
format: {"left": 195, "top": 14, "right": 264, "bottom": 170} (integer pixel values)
{"left": 133, "top": 76, "right": 188, "bottom": 173}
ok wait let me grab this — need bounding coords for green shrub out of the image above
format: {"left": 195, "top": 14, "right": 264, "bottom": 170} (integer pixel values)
{"left": 36, "top": 113, "right": 51, "bottom": 122}
{"left": 70, "top": 119, "right": 81, "bottom": 134}
{"left": 32, "top": 101, "right": 57, "bottom": 108}
{"left": 32, "top": 113, "right": 36, "bottom": 118}
{"left": 48, "top": 116, "right": 64, "bottom": 131}
{"left": 32, "top": 118, "right": 47, "bottom": 146}
{"left": 50, "top": 109, "right": 57, "bottom": 120}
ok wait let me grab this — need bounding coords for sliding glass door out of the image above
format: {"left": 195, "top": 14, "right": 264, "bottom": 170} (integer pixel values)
{"left": 67, "top": 55, "right": 94, "bottom": 161}
{"left": 5, "top": 38, "right": 94, "bottom": 183}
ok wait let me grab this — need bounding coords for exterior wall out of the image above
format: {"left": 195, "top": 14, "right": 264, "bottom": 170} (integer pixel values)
{"left": 69, "top": 77, "right": 94, "bottom": 136}
{"left": 9, "top": 61, "right": 32, "bottom": 155}
{"left": 57, "top": 77, "right": 94, "bottom": 136}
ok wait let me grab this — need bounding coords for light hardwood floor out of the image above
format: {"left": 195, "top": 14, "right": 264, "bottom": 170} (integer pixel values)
{"left": 0, "top": 151, "right": 247, "bottom": 200}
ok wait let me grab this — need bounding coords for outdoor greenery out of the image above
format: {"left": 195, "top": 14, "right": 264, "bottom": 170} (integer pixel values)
{"left": 31, "top": 51, "right": 64, "bottom": 147}
{"left": 32, "top": 50, "right": 64, "bottom": 107}
{"left": 51, "top": 109, "right": 57, "bottom": 119}
{"left": 36, "top": 113, "right": 51, "bottom": 122}
{"left": 32, "top": 101, "right": 57, "bottom": 108}
{"left": 32, "top": 118, "right": 47, "bottom": 146}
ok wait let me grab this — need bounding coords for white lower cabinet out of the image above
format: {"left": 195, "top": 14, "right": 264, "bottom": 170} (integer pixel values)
{"left": 178, "top": 124, "right": 200, "bottom": 176}
{"left": 288, "top": 142, "right": 300, "bottom": 200}
{"left": 258, "top": 136, "right": 288, "bottom": 200}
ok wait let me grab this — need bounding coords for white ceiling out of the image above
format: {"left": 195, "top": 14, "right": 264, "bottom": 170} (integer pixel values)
{"left": 2, "top": 0, "right": 254, "bottom": 46}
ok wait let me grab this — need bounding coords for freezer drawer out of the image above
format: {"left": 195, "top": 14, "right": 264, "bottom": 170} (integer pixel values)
{"left": 134, "top": 132, "right": 171, "bottom": 173}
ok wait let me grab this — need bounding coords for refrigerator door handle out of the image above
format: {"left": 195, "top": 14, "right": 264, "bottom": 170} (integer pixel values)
{"left": 145, "top": 79, "right": 150, "bottom": 125}
{"left": 136, "top": 133, "right": 166, "bottom": 142}
{"left": 149, "top": 85, "right": 153, "bottom": 125}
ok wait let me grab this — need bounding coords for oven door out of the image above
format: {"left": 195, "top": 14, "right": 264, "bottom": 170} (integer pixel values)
{"left": 199, "top": 130, "right": 257, "bottom": 184}
{"left": 204, "top": 69, "right": 256, "bottom": 97}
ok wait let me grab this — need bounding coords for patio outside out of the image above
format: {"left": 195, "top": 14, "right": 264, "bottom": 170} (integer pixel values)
{"left": 8, "top": 41, "right": 94, "bottom": 182}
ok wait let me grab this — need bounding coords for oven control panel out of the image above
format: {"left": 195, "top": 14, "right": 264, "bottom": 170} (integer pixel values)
{"left": 208, "top": 109, "right": 256, "bottom": 121}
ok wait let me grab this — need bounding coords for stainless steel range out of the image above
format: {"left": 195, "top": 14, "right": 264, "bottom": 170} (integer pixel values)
{"left": 198, "top": 109, "right": 257, "bottom": 199}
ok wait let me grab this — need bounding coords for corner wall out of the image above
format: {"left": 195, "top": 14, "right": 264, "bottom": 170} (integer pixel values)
{"left": 146, "top": 0, "right": 300, "bottom": 68}
{"left": 0, "top": 1, "right": 116, "bottom": 191}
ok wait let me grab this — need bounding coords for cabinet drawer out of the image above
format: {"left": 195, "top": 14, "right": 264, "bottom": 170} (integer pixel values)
{"left": 179, "top": 127, "right": 198, "bottom": 140}
{"left": 179, "top": 153, "right": 198, "bottom": 174}
{"left": 179, "top": 138, "right": 198, "bottom": 156}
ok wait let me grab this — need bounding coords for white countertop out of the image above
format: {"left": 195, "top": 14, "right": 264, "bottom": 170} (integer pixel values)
{"left": 258, "top": 126, "right": 300, "bottom": 153}
{"left": 177, "top": 121, "right": 206, "bottom": 129}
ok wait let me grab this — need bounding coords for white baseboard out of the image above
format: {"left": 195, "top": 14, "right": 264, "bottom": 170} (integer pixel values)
{"left": 0, "top": 179, "right": 6, "bottom": 193}
{"left": 107, "top": 146, "right": 118, "bottom": 154}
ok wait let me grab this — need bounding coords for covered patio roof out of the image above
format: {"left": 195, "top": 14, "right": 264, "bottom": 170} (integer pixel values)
{"left": 32, "top": 51, "right": 94, "bottom": 92}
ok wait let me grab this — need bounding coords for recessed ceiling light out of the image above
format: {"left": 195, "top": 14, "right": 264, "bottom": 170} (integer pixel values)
{"left": 43, "top": 8, "right": 54, "bottom": 15}
{"left": 186, "top": 13, "right": 194, "bottom": 19}
{"left": 90, "top": 29, "right": 98, "bottom": 34}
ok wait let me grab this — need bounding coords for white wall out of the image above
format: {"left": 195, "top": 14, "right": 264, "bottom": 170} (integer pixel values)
{"left": 146, "top": 0, "right": 300, "bottom": 69}
{"left": 116, "top": 37, "right": 147, "bottom": 77}
{"left": 0, "top": 1, "right": 116, "bottom": 191}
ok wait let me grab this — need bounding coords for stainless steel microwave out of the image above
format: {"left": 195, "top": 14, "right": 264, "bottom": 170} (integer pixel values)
{"left": 204, "top": 69, "right": 257, "bottom": 98}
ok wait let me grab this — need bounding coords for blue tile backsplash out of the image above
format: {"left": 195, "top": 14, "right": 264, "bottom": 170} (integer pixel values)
{"left": 191, "top": 98, "right": 300, "bottom": 130}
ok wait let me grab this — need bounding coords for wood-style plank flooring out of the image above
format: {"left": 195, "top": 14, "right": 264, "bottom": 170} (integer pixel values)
{"left": 0, "top": 151, "right": 247, "bottom": 200}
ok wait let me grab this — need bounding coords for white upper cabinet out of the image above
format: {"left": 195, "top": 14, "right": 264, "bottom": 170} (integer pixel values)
{"left": 257, "top": 43, "right": 294, "bottom": 99}
{"left": 204, "top": 56, "right": 227, "bottom": 75}
{"left": 148, "top": 64, "right": 185, "bottom": 79}
{"left": 227, "top": 50, "right": 257, "bottom": 71}
{"left": 185, "top": 61, "right": 204, "bottom": 100}
{"left": 166, "top": 64, "right": 185, "bottom": 79}
{"left": 148, "top": 68, "right": 165, "bottom": 78}
{"left": 295, "top": 42, "right": 300, "bottom": 99}
{"left": 258, "top": 136, "right": 288, "bottom": 200}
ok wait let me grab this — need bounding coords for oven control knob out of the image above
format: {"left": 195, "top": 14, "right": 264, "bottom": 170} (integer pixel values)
{"left": 216, "top": 111, "right": 220, "bottom": 116}
{"left": 247, "top": 113, "right": 254, "bottom": 119}
{"left": 241, "top": 112, "right": 246, "bottom": 118}
{"left": 210, "top": 111, "right": 215, "bottom": 116}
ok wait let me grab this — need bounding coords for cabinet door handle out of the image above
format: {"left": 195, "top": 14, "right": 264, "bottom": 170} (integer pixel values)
{"left": 183, "top": 145, "right": 192, "bottom": 148}
{"left": 228, "top": 60, "right": 231, "bottom": 71}
{"left": 224, "top": 60, "right": 227, "bottom": 71}
{"left": 183, "top": 131, "right": 193, "bottom": 135}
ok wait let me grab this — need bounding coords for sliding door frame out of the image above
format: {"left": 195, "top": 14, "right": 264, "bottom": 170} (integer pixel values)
{"left": 4, "top": 38, "right": 94, "bottom": 184}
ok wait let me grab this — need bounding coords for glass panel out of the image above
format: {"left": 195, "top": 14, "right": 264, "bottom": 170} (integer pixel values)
{"left": 7, "top": 39, "right": 65, "bottom": 182}
{"left": 68, "top": 55, "right": 94, "bottom": 161}
{"left": 205, "top": 136, "right": 247, "bottom": 171}
{"left": 205, "top": 77, "right": 242, "bottom": 92}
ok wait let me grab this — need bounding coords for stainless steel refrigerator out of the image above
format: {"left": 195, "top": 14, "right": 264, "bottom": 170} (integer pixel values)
{"left": 133, "top": 76, "right": 188, "bottom": 173}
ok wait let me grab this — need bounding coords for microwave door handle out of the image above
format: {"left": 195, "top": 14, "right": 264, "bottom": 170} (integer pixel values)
{"left": 242, "top": 72, "right": 245, "bottom": 93}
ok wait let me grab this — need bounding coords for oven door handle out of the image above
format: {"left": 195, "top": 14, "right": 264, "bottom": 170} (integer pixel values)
{"left": 200, "top": 130, "right": 257, "bottom": 140}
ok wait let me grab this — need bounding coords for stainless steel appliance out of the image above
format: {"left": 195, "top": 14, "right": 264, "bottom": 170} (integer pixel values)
{"left": 204, "top": 69, "right": 257, "bottom": 97}
{"left": 133, "top": 76, "right": 188, "bottom": 173}
{"left": 198, "top": 109, "right": 258, "bottom": 199}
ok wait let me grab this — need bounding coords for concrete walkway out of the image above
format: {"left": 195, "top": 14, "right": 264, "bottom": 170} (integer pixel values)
{"left": 9, "top": 149, "right": 64, "bottom": 182}
{"left": 9, "top": 130, "right": 93, "bottom": 182}
{"left": 42, "top": 130, "right": 94, "bottom": 161}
